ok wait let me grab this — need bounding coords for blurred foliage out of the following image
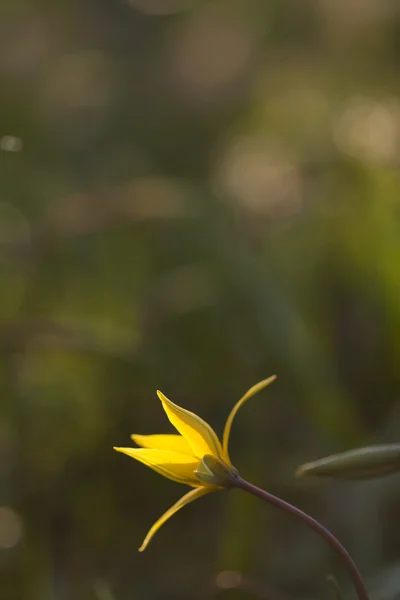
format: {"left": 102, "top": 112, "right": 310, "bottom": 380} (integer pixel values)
{"left": 2, "top": 0, "right": 400, "bottom": 599}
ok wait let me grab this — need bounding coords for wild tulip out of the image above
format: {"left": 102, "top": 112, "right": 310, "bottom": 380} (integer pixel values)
{"left": 114, "top": 376, "right": 369, "bottom": 600}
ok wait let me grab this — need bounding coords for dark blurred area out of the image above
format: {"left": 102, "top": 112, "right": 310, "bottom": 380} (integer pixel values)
{"left": 2, "top": 0, "right": 400, "bottom": 599}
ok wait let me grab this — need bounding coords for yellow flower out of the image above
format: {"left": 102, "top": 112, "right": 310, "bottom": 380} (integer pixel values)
{"left": 114, "top": 375, "right": 276, "bottom": 551}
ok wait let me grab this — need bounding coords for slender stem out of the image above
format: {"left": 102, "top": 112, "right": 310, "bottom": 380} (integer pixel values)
{"left": 234, "top": 477, "right": 369, "bottom": 600}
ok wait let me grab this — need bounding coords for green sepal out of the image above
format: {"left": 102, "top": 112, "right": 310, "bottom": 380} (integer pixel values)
{"left": 196, "top": 454, "right": 239, "bottom": 488}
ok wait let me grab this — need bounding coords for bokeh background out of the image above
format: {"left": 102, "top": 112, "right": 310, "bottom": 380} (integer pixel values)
{"left": 2, "top": 0, "right": 400, "bottom": 598}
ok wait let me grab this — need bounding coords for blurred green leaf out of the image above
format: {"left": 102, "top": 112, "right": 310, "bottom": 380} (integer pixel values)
{"left": 297, "top": 445, "right": 400, "bottom": 480}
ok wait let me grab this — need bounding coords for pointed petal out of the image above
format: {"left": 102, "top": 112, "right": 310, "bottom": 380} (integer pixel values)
{"left": 222, "top": 375, "right": 277, "bottom": 463}
{"left": 131, "top": 434, "right": 193, "bottom": 456}
{"left": 157, "top": 390, "right": 224, "bottom": 460}
{"left": 139, "top": 487, "right": 212, "bottom": 551}
{"left": 113, "top": 447, "right": 200, "bottom": 486}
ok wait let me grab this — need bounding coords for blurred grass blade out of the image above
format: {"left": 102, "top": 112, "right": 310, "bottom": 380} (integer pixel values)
{"left": 296, "top": 444, "right": 400, "bottom": 479}
{"left": 327, "top": 575, "right": 344, "bottom": 600}
{"left": 93, "top": 580, "right": 116, "bottom": 600}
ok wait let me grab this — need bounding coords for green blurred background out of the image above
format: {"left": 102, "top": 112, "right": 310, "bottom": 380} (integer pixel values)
{"left": 2, "top": 0, "right": 400, "bottom": 598}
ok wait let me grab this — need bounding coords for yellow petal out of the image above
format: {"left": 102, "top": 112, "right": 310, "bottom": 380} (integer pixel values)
{"left": 113, "top": 447, "right": 200, "bottom": 486}
{"left": 157, "top": 390, "right": 224, "bottom": 460}
{"left": 131, "top": 434, "right": 193, "bottom": 456}
{"left": 222, "top": 375, "right": 277, "bottom": 463}
{"left": 139, "top": 487, "right": 211, "bottom": 551}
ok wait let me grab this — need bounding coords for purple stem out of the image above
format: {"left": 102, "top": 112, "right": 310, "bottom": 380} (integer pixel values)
{"left": 234, "top": 477, "right": 369, "bottom": 600}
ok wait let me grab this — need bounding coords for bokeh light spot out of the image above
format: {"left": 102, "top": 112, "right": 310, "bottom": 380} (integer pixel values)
{"left": 216, "top": 136, "right": 302, "bottom": 217}
{"left": 216, "top": 570, "right": 242, "bottom": 589}
{"left": 168, "top": 6, "right": 257, "bottom": 102}
{"left": 0, "top": 507, "right": 23, "bottom": 549}
{"left": 333, "top": 96, "right": 400, "bottom": 165}
{"left": 0, "top": 136, "right": 23, "bottom": 152}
